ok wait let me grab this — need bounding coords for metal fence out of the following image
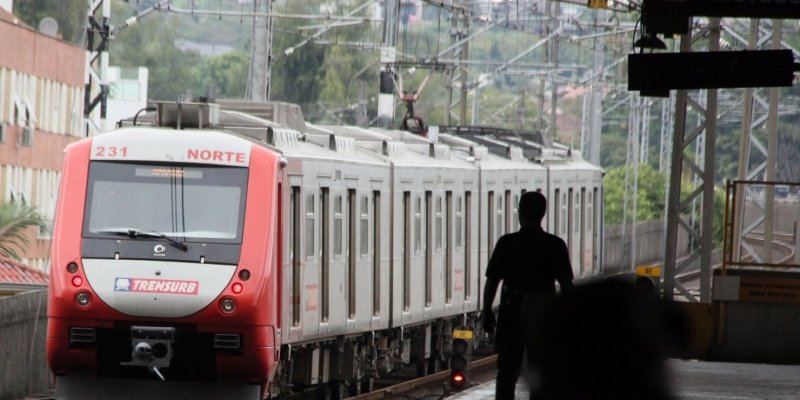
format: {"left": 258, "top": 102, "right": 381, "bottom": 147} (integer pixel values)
{"left": 0, "top": 290, "right": 51, "bottom": 400}
{"left": 724, "top": 181, "right": 800, "bottom": 271}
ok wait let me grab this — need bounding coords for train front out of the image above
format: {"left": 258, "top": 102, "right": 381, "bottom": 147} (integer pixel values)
{"left": 46, "top": 127, "right": 281, "bottom": 399}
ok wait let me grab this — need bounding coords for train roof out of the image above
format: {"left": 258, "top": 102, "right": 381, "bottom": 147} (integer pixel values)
{"left": 314, "top": 125, "right": 475, "bottom": 170}
{"left": 115, "top": 101, "right": 599, "bottom": 172}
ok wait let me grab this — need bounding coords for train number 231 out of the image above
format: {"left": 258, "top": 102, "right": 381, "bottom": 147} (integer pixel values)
{"left": 95, "top": 146, "right": 128, "bottom": 157}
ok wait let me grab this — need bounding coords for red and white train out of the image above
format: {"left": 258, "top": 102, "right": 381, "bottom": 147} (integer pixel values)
{"left": 47, "top": 102, "right": 603, "bottom": 399}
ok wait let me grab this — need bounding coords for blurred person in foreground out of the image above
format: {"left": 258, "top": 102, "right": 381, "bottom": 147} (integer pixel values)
{"left": 527, "top": 278, "right": 691, "bottom": 400}
{"left": 482, "top": 191, "right": 574, "bottom": 400}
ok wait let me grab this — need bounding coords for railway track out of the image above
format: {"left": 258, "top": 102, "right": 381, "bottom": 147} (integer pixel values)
{"left": 349, "top": 354, "right": 498, "bottom": 400}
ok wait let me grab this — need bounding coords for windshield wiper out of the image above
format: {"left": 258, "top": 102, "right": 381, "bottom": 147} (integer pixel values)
{"left": 97, "top": 228, "right": 188, "bottom": 252}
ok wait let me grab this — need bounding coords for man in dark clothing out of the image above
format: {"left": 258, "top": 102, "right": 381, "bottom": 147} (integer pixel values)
{"left": 482, "top": 191, "right": 574, "bottom": 400}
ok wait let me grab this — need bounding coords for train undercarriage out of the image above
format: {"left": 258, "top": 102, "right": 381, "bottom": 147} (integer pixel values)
{"left": 272, "top": 313, "right": 483, "bottom": 399}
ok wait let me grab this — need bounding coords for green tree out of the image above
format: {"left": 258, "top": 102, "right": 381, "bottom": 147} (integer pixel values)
{"left": 14, "top": 0, "right": 86, "bottom": 44}
{"left": 194, "top": 50, "right": 249, "bottom": 99}
{"left": 0, "top": 202, "right": 45, "bottom": 260}
{"left": 110, "top": 3, "right": 203, "bottom": 101}
{"left": 603, "top": 164, "right": 667, "bottom": 225}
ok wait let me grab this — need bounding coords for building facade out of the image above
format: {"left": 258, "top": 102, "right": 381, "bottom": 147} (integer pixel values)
{"left": 0, "top": 7, "right": 84, "bottom": 272}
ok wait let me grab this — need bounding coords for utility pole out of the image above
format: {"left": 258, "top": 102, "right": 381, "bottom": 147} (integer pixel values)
{"left": 84, "top": 0, "right": 110, "bottom": 136}
{"left": 248, "top": 0, "right": 273, "bottom": 101}
{"left": 377, "top": 0, "right": 399, "bottom": 128}
{"left": 548, "top": 2, "right": 559, "bottom": 141}
{"left": 459, "top": 4, "right": 470, "bottom": 125}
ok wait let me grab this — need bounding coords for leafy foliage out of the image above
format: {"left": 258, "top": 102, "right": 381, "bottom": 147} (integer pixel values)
{"left": 604, "top": 164, "right": 726, "bottom": 246}
{"left": 14, "top": 0, "right": 86, "bottom": 44}
{"left": 194, "top": 50, "right": 249, "bottom": 99}
{"left": 603, "top": 164, "right": 667, "bottom": 226}
{"left": 0, "top": 202, "right": 45, "bottom": 260}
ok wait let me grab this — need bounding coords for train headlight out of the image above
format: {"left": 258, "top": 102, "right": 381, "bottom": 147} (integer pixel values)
{"left": 219, "top": 297, "right": 237, "bottom": 314}
{"left": 67, "top": 262, "right": 79, "bottom": 273}
{"left": 71, "top": 276, "right": 83, "bottom": 287}
{"left": 75, "top": 291, "right": 92, "bottom": 308}
{"left": 238, "top": 269, "right": 250, "bottom": 281}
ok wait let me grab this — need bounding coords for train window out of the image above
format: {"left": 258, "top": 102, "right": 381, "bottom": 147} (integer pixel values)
{"left": 436, "top": 196, "right": 443, "bottom": 251}
{"left": 574, "top": 190, "right": 581, "bottom": 235}
{"left": 496, "top": 194, "right": 504, "bottom": 239}
{"left": 513, "top": 194, "right": 520, "bottom": 231}
{"left": 425, "top": 191, "right": 433, "bottom": 307}
{"left": 561, "top": 192, "right": 568, "bottom": 240}
{"left": 554, "top": 189, "right": 560, "bottom": 236}
{"left": 414, "top": 196, "right": 422, "bottom": 254}
{"left": 488, "top": 191, "right": 495, "bottom": 255}
{"left": 84, "top": 162, "right": 246, "bottom": 243}
{"left": 360, "top": 196, "right": 369, "bottom": 256}
{"left": 465, "top": 191, "right": 472, "bottom": 300}
{"left": 567, "top": 189, "right": 573, "bottom": 247}
{"left": 593, "top": 187, "right": 599, "bottom": 268}
{"left": 291, "top": 187, "right": 301, "bottom": 327}
{"left": 445, "top": 191, "right": 453, "bottom": 304}
{"left": 321, "top": 188, "right": 330, "bottom": 322}
{"left": 348, "top": 189, "right": 356, "bottom": 320}
{"left": 403, "top": 191, "right": 411, "bottom": 311}
{"left": 580, "top": 188, "right": 587, "bottom": 275}
{"left": 455, "top": 196, "right": 463, "bottom": 249}
{"left": 588, "top": 191, "right": 593, "bottom": 232}
{"left": 334, "top": 195, "right": 343, "bottom": 257}
{"left": 306, "top": 193, "right": 315, "bottom": 258}
{"left": 505, "top": 190, "right": 511, "bottom": 234}
{"left": 373, "top": 191, "right": 381, "bottom": 317}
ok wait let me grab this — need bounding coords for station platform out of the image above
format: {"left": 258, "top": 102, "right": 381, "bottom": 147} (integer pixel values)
{"left": 451, "top": 359, "right": 800, "bottom": 400}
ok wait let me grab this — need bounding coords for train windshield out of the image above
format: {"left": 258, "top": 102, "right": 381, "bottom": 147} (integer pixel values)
{"left": 83, "top": 161, "right": 248, "bottom": 243}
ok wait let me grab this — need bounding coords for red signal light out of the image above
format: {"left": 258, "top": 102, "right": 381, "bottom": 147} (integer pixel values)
{"left": 451, "top": 371, "right": 466, "bottom": 386}
{"left": 71, "top": 276, "right": 83, "bottom": 287}
{"left": 232, "top": 282, "right": 243, "bottom": 294}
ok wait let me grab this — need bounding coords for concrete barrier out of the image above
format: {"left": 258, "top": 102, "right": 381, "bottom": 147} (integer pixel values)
{"left": 604, "top": 219, "right": 690, "bottom": 271}
{"left": 0, "top": 290, "right": 52, "bottom": 400}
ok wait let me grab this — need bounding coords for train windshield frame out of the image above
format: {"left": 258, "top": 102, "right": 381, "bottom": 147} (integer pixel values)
{"left": 83, "top": 161, "right": 248, "bottom": 244}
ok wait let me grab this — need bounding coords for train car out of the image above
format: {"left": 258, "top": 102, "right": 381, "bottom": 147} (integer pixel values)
{"left": 47, "top": 114, "right": 283, "bottom": 399}
{"left": 47, "top": 101, "right": 604, "bottom": 400}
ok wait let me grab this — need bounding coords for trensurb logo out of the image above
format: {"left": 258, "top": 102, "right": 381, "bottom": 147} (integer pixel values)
{"left": 114, "top": 278, "right": 199, "bottom": 295}
{"left": 115, "top": 278, "right": 131, "bottom": 291}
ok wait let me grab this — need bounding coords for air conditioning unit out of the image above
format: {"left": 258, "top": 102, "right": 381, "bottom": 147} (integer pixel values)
{"left": 18, "top": 126, "right": 34, "bottom": 147}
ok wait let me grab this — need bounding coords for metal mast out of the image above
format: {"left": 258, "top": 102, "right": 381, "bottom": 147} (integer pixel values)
{"left": 248, "top": 0, "right": 273, "bottom": 101}
{"left": 663, "top": 18, "right": 721, "bottom": 303}
{"left": 377, "top": 0, "right": 399, "bottom": 128}
{"left": 84, "top": 0, "right": 110, "bottom": 136}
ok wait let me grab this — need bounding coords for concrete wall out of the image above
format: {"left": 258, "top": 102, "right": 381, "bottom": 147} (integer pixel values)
{"left": 0, "top": 290, "right": 51, "bottom": 400}
{"left": 604, "top": 219, "right": 690, "bottom": 271}
{"left": 709, "top": 269, "right": 800, "bottom": 363}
